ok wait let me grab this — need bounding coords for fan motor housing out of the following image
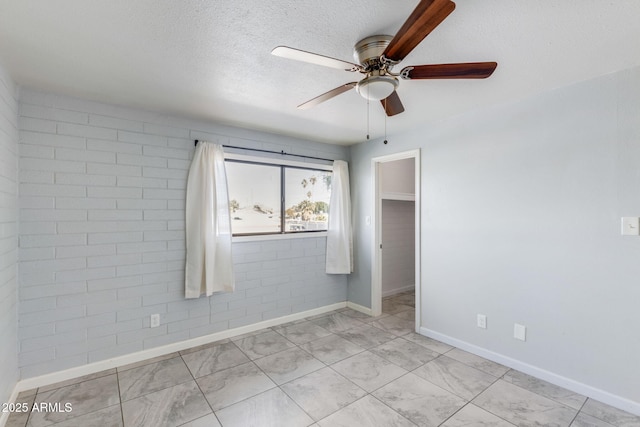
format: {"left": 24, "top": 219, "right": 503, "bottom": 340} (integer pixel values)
{"left": 353, "top": 35, "right": 393, "bottom": 69}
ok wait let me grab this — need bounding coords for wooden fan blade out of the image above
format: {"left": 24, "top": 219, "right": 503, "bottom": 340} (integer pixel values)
{"left": 272, "top": 46, "right": 361, "bottom": 72}
{"left": 297, "top": 83, "right": 357, "bottom": 110}
{"left": 401, "top": 62, "right": 498, "bottom": 79}
{"left": 383, "top": 0, "right": 456, "bottom": 63}
{"left": 381, "top": 91, "right": 405, "bottom": 116}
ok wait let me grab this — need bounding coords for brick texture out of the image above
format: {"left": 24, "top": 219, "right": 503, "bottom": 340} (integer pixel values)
{"left": 17, "top": 89, "right": 349, "bottom": 378}
{"left": 0, "top": 65, "right": 19, "bottom": 406}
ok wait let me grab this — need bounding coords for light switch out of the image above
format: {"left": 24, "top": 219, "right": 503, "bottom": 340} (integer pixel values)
{"left": 514, "top": 323, "right": 526, "bottom": 341}
{"left": 621, "top": 217, "right": 640, "bottom": 236}
{"left": 365, "top": 216, "right": 371, "bottom": 226}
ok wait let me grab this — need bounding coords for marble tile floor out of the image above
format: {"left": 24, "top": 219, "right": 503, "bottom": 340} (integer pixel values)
{"left": 7, "top": 290, "right": 640, "bottom": 427}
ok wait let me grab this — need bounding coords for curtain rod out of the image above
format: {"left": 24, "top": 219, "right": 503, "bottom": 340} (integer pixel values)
{"left": 194, "top": 140, "right": 334, "bottom": 163}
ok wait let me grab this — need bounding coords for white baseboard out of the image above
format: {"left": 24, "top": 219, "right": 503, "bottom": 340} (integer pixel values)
{"left": 10, "top": 302, "right": 346, "bottom": 398}
{"left": 382, "top": 284, "right": 414, "bottom": 298}
{"left": 420, "top": 327, "right": 640, "bottom": 417}
{"left": 346, "top": 301, "right": 372, "bottom": 316}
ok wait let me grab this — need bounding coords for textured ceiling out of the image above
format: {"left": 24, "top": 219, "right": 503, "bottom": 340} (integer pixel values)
{"left": 1, "top": 1, "right": 639, "bottom": 145}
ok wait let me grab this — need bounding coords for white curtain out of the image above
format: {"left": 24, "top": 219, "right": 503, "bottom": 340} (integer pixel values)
{"left": 185, "top": 142, "right": 234, "bottom": 298}
{"left": 326, "top": 160, "right": 353, "bottom": 274}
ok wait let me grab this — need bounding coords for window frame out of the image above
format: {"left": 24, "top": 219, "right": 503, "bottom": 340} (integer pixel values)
{"left": 224, "top": 153, "right": 332, "bottom": 242}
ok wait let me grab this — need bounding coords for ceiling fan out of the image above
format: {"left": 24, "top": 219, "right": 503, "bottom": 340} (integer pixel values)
{"left": 272, "top": 0, "right": 497, "bottom": 116}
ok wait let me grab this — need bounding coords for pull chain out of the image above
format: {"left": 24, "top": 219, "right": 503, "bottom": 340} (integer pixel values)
{"left": 383, "top": 99, "right": 388, "bottom": 144}
{"left": 366, "top": 96, "right": 370, "bottom": 140}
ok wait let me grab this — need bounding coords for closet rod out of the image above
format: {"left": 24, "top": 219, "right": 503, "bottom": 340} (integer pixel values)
{"left": 194, "top": 140, "right": 334, "bottom": 163}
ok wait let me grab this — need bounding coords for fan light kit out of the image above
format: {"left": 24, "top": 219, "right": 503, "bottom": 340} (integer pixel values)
{"left": 272, "top": 0, "right": 498, "bottom": 117}
{"left": 356, "top": 74, "right": 398, "bottom": 101}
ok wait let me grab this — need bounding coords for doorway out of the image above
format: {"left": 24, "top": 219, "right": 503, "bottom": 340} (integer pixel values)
{"left": 371, "top": 150, "right": 421, "bottom": 332}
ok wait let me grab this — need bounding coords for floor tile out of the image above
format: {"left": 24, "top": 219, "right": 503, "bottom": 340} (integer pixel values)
{"left": 388, "top": 293, "right": 415, "bottom": 307}
{"left": 254, "top": 347, "right": 325, "bottom": 385}
{"left": 281, "top": 367, "right": 367, "bottom": 421}
{"left": 233, "top": 330, "right": 296, "bottom": 360}
{"left": 5, "top": 412, "right": 28, "bottom": 427}
{"left": 117, "top": 352, "right": 180, "bottom": 372}
{"left": 382, "top": 299, "right": 413, "bottom": 315}
{"left": 181, "top": 341, "right": 249, "bottom": 378}
{"left": 178, "top": 413, "right": 222, "bottom": 427}
{"left": 336, "top": 324, "right": 396, "bottom": 349}
{"left": 370, "top": 337, "right": 439, "bottom": 370}
{"left": 5, "top": 392, "right": 36, "bottom": 427}
{"left": 196, "top": 362, "right": 276, "bottom": 410}
{"left": 28, "top": 374, "right": 120, "bottom": 427}
{"left": 310, "top": 312, "right": 365, "bottom": 333}
{"left": 331, "top": 351, "right": 407, "bottom": 392}
{"left": 46, "top": 404, "right": 123, "bottom": 427}
{"left": 121, "top": 381, "right": 211, "bottom": 427}
{"left": 370, "top": 315, "right": 415, "bottom": 336}
{"left": 215, "top": 388, "right": 313, "bottom": 427}
{"left": 402, "top": 333, "right": 454, "bottom": 353}
{"left": 441, "top": 404, "right": 515, "bottom": 426}
{"left": 277, "top": 316, "right": 311, "bottom": 326}
{"left": 273, "top": 320, "right": 332, "bottom": 344}
{"left": 37, "top": 369, "right": 117, "bottom": 393}
{"left": 338, "top": 308, "right": 373, "bottom": 320}
{"left": 413, "top": 355, "right": 497, "bottom": 400}
{"left": 502, "top": 369, "right": 587, "bottom": 410}
{"left": 445, "top": 348, "right": 510, "bottom": 377}
{"left": 355, "top": 313, "right": 390, "bottom": 324}
{"left": 373, "top": 373, "right": 467, "bottom": 426}
{"left": 229, "top": 328, "right": 278, "bottom": 341}
{"left": 118, "top": 356, "right": 193, "bottom": 401}
{"left": 17, "top": 389, "right": 37, "bottom": 399}
{"left": 392, "top": 309, "right": 415, "bottom": 321}
{"left": 317, "top": 395, "right": 415, "bottom": 427}
{"left": 14, "top": 306, "right": 637, "bottom": 427}
{"left": 571, "top": 413, "right": 617, "bottom": 427}
{"left": 580, "top": 399, "right": 640, "bottom": 426}
{"left": 299, "top": 334, "right": 364, "bottom": 364}
{"left": 473, "top": 380, "right": 578, "bottom": 426}
{"left": 305, "top": 312, "right": 333, "bottom": 321}
{"left": 179, "top": 339, "right": 230, "bottom": 356}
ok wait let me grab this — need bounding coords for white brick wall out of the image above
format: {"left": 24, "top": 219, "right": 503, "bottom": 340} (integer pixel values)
{"left": 0, "top": 65, "right": 19, "bottom": 406}
{"left": 17, "top": 89, "right": 349, "bottom": 378}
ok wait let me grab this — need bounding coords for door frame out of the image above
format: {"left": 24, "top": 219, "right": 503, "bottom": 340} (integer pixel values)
{"left": 371, "top": 149, "right": 421, "bottom": 332}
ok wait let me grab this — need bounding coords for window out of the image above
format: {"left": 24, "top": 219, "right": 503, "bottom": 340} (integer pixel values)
{"left": 225, "top": 158, "right": 332, "bottom": 236}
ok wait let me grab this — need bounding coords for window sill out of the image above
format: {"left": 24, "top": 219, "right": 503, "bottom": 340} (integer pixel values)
{"left": 233, "top": 232, "right": 328, "bottom": 243}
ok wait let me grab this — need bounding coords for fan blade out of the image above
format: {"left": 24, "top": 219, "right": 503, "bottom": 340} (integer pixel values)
{"left": 401, "top": 62, "right": 497, "bottom": 79}
{"left": 297, "top": 83, "right": 357, "bottom": 110}
{"left": 272, "top": 46, "right": 361, "bottom": 72}
{"left": 383, "top": 0, "right": 455, "bottom": 63}
{"left": 381, "top": 91, "right": 405, "bottom": 116}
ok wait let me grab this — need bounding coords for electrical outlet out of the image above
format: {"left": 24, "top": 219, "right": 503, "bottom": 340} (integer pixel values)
{"left": 621, "top": 217, "right": 640, "bottom": 236}
{"left": 477, "top": 314, "right": 487, "bottom": 329}
{"left": 150, "top": 314, "right": 160, "bottom": 328}
{"left": 514, "top": 323, "right": 526, "bottom": 341}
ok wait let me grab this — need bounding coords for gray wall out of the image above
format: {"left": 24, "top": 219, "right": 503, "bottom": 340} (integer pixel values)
{"left": 349, "top": 66, "right": 640, "bottom": 405}
{"left": 380, "top": 158, "right": 415, "bottom": 195}
{"left": 0, "top": 64, "right": 19, "bottom": 405}
{"left": 380, "top": 158, "right": 416, "bottom": 296}
{"left": 381, "top": 200, "right": 415, "bottom": 296}
{"left": 17, "top": 89, "right": 349, "bottom": 378}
